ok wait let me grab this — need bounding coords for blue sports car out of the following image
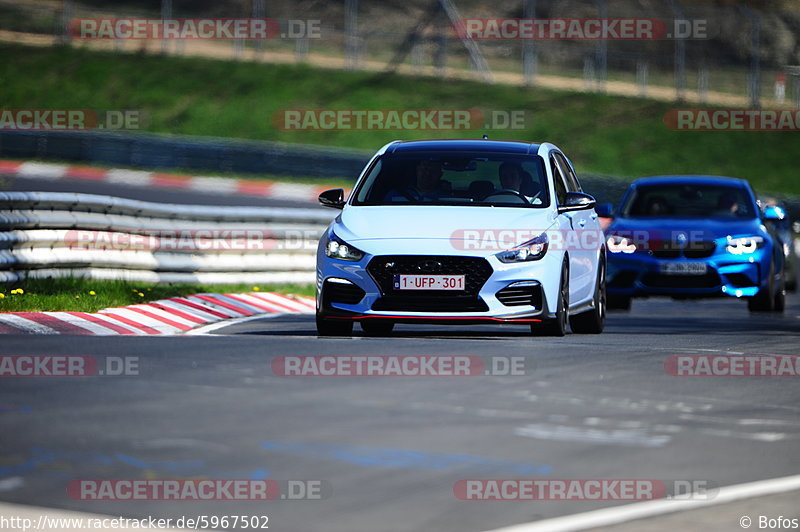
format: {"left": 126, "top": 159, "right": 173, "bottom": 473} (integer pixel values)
{"left": 598, "top": 175, "right": 786, "bottom": 312}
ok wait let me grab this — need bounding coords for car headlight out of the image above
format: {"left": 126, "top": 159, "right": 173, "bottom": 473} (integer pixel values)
{"left": 324, "top": 232, "right": 365, "bottom": 261}
{"left": 726, "top": 235, "right": 764, "bottom": 255}
{"left": 496, "top": 233, "right": 548, "bottom": 263}
{"left": 606, "top": 234, "right": 637, "bottom": 254}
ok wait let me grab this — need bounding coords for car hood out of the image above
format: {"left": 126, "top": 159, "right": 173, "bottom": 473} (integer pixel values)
{"left": 336, "top": 205, "right": 556, "bottom": 243}
{"left": 606, "top": 216, "right": 765, "bottom": 240}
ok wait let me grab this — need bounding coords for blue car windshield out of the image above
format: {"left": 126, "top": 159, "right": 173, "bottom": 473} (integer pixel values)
{"left": 351, "top": 153, "right": 550, "bottom": 208}
{"left": 622, "top": 184, "right": 756, "bottom": 219}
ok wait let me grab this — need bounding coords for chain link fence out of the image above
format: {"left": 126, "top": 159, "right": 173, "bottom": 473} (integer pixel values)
{"left": 3, "top": 0, "right": 800, "bottom": 107}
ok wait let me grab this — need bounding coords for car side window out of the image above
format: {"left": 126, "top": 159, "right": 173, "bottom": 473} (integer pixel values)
{"left": 554, "top": 152, "right": 582, "bottom": 192}
{"left": 550, "top": 155, "right": 568, "bottom": 205}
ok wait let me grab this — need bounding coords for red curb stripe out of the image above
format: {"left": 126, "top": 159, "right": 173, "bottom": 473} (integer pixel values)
{"left": 150, "top": 173, "right": 192, "bottom": 188}
{"left": 148, "top": 302, "right": 207, "bottom": 324}
{"left": 67, "top": 312, "right": 136, "bottom": 335}
{"left": 0, "top": 160, "right": 22, "bottom": 174}
{"left": 223, "top": 293, "right": 282, "bottom": 313}
{"left": 99, "top": 312, "right": 162, "bottom": 335}
{"left": 14, "top": 313, "right": 93, "bottom": 335}
{"left": 125, "top": 307, "right": 192, "bottom": 331}
{"left": 247, "top": 292, "right": 299, "bottom": 312}
{"left": 192, "top": 294, "right": 254, "bottom": 316}
{"left": 167, "top": 297, "right": 232, "bottom": 319}
{"left": 65, "top": 166, "right": 108, "bottom": 180}
{"left": 236, "top": 180, "right": 274, "bottom": 196}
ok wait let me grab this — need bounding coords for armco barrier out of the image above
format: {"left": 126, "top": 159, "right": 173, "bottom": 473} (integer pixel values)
{"left": 0, "top": 130, "right": 372, "bottom": 179}
{"left": 0, "top": 192, "right": 334, "bottom": 284}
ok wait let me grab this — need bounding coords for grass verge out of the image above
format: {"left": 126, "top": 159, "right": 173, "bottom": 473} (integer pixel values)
{"left": 2, "top": 44, "right": 799, "bottom": 194}
{"left": 0, "top": 278, "right": 314, "bottom": 313}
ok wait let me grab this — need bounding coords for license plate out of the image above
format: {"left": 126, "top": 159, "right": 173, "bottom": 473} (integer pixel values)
{"left": 393, "top": 274, "right": 465, "bottom": 290}
{"left": 659, "top": 262, "right": 708, "bottom": 275}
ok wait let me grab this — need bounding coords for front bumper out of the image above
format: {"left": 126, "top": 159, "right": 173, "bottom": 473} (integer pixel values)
{"left": 606, "top": 250, "right": 767, "bottom": 298}
{"left": 316, "top": 250, "right": 562, "bottom": 322}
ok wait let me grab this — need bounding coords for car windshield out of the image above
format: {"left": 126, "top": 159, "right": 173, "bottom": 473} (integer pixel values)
{"left": 621, "top": 183, "right": 756, "bottom": 219}
{"left": 352, "top": 152, "right": 550, "bottom": 208}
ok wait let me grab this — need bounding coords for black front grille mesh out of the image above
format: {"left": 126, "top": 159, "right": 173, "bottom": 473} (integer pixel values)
{"left": 367, "top": 255, "right": 493, "bottom": 313}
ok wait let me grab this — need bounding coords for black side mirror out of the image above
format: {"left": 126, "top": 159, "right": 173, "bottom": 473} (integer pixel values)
{"left": 319, "top": 188, "right": 346, "bottom": 209}
{"left": 595, "top": 202, "right": 614, "bottom": 218}
{"left": 558, "top": 192, "right": 596, "bottom": 213}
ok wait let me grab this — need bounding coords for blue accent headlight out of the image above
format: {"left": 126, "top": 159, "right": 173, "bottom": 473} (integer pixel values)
{"left": 324, "top": 232, "right": 365, "bottom": 261}
{"left": 496, "top": 233, "right": 549, "bottom": 263}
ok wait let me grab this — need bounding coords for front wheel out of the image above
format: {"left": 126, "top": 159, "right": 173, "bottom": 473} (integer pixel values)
{"left": 532, "top": 262, "right": 568, "bottom": 337}
{"left": 316, "top": 313, "right": 354, "bottom": 336}
{"left": 570, "top": 258, "right": 606, "bottom": 334}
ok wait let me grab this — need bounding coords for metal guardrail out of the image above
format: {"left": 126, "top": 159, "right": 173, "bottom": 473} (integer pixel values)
{"left": 0, "top": 192, "right": 334, "bottom": 284}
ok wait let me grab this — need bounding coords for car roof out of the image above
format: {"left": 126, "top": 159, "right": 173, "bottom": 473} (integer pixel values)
{"left": 632, "top": 175, "right": 750, "bottom": 188}
{"left": 386, "top": 139, "right": 541, "bottom": 155}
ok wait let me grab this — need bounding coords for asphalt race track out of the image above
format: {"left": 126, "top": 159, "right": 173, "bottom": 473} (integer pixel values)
{"left": 1, "top": 294, "right": 798, "bottom": 532}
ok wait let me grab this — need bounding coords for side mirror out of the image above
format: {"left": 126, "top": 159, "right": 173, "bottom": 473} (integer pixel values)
{"left": 762, "top": 205, "right": 785, "bottom": 222}
{"left": 595, "top": 202, "right": 614, "bottom": 218}
{"left": 558, "top": 192, "right": 596, "bottom": 213}
{"left": 319, "top": 188, "right": 346, "bottom": 209}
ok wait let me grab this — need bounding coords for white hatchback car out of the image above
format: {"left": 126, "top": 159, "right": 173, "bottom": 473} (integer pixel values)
{"left": 315, "top": 139, "right": 606, "bottom": 336}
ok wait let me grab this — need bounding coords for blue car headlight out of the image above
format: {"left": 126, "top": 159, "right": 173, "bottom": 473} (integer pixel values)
{"left": 496, "top": 232, "right": 548, "bottom": 263}
{"left": 324, "top": 232, "right": 365, "bottom": 261}
{"left": 726, "top": 235, "right": 764, "bottom": 255}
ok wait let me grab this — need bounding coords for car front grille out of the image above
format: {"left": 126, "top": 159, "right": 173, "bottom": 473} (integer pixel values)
{"left": 649, "top": 241, "right": 715, "bottom": 259}
{"left": 641, "top": 271, "right": 721, "bottom": 289}
{"left": 367, "top": 255, "right": 493, "bottom": 313}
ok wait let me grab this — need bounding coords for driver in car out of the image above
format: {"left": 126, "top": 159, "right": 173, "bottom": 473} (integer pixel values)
{"left": 385, "top": 160, "right": 449, "bottom": 202}
{"left": 496, "top": 162, "right": 534, "bottom": 203}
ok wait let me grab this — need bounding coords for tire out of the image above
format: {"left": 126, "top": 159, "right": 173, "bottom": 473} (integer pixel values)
{"left": 607, "top": 294, "right": 631, "bottom": 311}
{"left": 532, "top": 261, "right": 568, "bottom": 337}
{"left": 361, "top": 319, "right": 394, "bottom": 336}
{"left": 570, "top": 257, "right": 606, "bottom": 334}
{"left": 316, "top": 313, "right": 354, "bottom": 336}
{"left": 773, "top": 274, "right": 786, "bottom": 313}
{"left": 748, "top": 270, "right": 775, "bottom": 312}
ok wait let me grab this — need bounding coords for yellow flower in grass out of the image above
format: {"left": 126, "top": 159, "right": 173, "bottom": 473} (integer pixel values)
{"left": 253, "top": 286, "right": 260, "bottom": 292}
{"left": 0, "top": 293, "right": 4, "bottom": 299}
{"left": 75, "top": 295, "right": 80, "bottom": 299}
{"left": 89, "top": 290, "right": 96, "bottom": 296}
{"left": 137, "top": 292, "right": 145, "bottom": 297}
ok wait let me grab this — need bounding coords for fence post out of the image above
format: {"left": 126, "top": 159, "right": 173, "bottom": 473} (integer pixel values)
{"left": 739, "top": 6, "right": 761, "bottom": 109}
{"left": 523, "top": 0, "right": 537, "bottom": 86}
{"left": 345, "top": 0, "right": 359, "bottom": 70}
{"left": 59, "top": 0, "right": 73, "bottom": 44}
{"left": 594, "top": 0, "right": 607, "bottom": 93}
{"left": 161, "top": 0, "right": 172, "bottom": 54}
{"left": 636, "top": 59, "right": 648, "bottom": 97}
{"left": 669, "top": 0, "right": 687, "bottom": 102}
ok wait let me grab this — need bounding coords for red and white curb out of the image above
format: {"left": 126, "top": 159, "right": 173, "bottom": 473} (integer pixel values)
{"left": 0, "top": 160, "right": 346, "bottom": 203}
{"left": 0, "top": 292, "right": 315, "bottom": 335}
